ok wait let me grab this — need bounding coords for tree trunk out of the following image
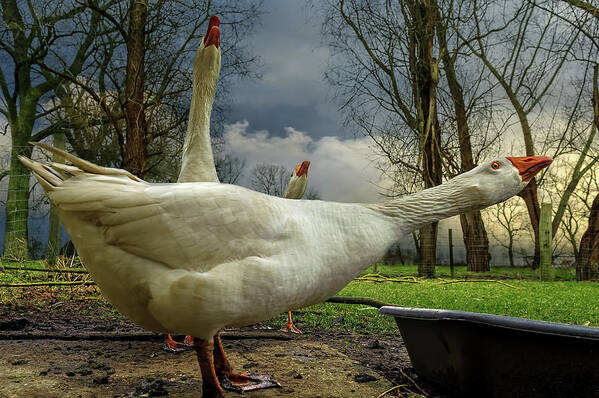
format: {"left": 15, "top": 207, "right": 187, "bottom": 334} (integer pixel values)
{"left": 576, "top": 193, "right": 599, "bottom": 281}
{"left": 45, "top": 133, "right": 66, "bottom": 266}
{"left": 419, "top": 223, "right": 438, "bottom": 278}
{"left": 436, "top": 7, "right": 489, "bottom": 272}
{"left": 508, "top": 233, "right": 515, "bottom": 267}
{"left": 518, "top": 179, "right": 542, "bottom": 268}
{"left": 411, "top": 0, "right": 442, "bottom": 278}
{"left": 460, "top": 211, "right": 490, "bottom": 272}
{"left": 3, "top": 137, "right": 32, "bottom": 259}
{"left": 122, "top": 0, "right": 149, "bottom": 178}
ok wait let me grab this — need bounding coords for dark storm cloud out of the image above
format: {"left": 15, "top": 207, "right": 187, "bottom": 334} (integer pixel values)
{"left": 224, "top": 1, "right": 344, "bottom": 139}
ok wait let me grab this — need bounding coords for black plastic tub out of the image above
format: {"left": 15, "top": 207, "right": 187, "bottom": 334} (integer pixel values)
{"left": 380, "top": 306, "right": 599, "bottom": 398}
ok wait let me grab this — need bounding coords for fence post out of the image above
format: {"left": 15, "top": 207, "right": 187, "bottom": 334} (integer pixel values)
{"left": 539, "top": 202, "right": 554, "bottom": 281}
{"left": 449, "top": 228, "right": 454, "bottom": 277}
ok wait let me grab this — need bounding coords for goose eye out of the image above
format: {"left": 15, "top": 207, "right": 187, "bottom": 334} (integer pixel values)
{"left": 491, "top": 161, "right": 501, "bottom": 170}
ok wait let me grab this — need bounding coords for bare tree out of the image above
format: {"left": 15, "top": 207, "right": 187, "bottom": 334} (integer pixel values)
{"left": 0, "top": 0, "right": 106, "bottom": 258}
{"left": 1, "top": 0, "right": 263, "bottom": 258}
{"left": 577, "top": 65, "right": 599, "bottom": 279}
{"left": 322, "top": 0, "right": 443, "bottom": 277}
{"left": 40, "top": 1, "right": 263, "bottom": 180}
{"left": 250, "top": 163, "right": 289, "bottom": 197}
{"left": 456, "top": 0, "right": 581, "bottom": 268}
{"left": 305, "top": 188, "right": 321, "bottom": 200}
{"left": 544, "top": 143, "right": 599, "bottom": 260}
{"left": 534, "top": 0, "right": 599, "bottom": 279}
{"left": 486, "top": 198, "right": 530, "bottom": 267}
{"left": 436, "top": 2, "right": 492, "bottom": 272}
{"left": 216, "top": 154, "right": 245, "bottom": 185}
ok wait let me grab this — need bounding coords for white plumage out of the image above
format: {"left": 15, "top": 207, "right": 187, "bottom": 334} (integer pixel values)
{"left": 20, "top": 146, "right": 551, "bottom": 343}
{"left": 178, "top": 15, "right": 221, "bottom": 184}
{"left": 20, "top": 145, "right": 551, "bottom": 397}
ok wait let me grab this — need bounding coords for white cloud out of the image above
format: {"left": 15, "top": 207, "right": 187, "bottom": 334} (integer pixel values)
{"left": 224, "top": 120, "right": 392, "bottom": 202}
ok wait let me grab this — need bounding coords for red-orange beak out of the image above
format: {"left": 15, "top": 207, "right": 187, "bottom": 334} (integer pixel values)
{"left": 506, "top": 156, "right": 552, "bottom": 182}
{"left": 295, "top": 160, "right": 310, "bottom": 177}
{"left": 203, "top": 16, "right": 220, "bottom": 49}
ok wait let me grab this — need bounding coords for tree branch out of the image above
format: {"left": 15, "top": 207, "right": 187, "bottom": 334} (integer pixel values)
{"left": 75, "top": 0, "right": 128, "bottom": 41}
{"left": 35, "top": 62, "right": 123, "bottom": 143}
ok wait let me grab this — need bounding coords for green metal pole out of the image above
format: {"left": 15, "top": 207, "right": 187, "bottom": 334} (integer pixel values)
{"left": 448, "top": 229, "right": 454, "bottom": 277}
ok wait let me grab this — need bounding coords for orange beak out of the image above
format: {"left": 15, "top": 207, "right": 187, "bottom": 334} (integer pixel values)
{"left": 506, "top": 156, "right": 552, "bottom": 182}
{"left": 295, "top": 160, "right": 310, "bottom": 177}
{"left": 203, "top": 16, "right": 220, "bottom": 49}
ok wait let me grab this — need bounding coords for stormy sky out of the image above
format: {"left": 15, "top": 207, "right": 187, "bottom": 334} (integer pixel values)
{"left": 220, "top": 1, "right": 391, "bottom": 202}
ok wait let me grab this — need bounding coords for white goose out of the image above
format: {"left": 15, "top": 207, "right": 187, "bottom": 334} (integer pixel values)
{"left": 252, "top": 160, "right": 311, "bottom": 334}
{"left": 178, "top": 15, "right": 221, "bottom": 184}
{"left": 164, "top": 14, "right": 222, "bottom": 353}
{"left": 20, "top": 147, "right": 551, "bottom": 397}
{"left": 281, "top": 160, "right": 309, "bottom": 334}
{"left": 164, "top": 15, "right": 310, "bottom": 348}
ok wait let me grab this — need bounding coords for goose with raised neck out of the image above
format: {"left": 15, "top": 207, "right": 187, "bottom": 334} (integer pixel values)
{"left": 178, "top": 15, "right": 221, "bottom": 183}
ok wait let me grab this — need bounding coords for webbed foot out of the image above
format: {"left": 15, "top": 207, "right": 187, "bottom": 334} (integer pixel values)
{"left": 163, "top": 333, "right": 194, "bottom": 353}
{"left": 219, "top": 371, "right": 281, "bottom": 392}
{"left": 280, "top": 311, "right": 303, "bottom": 334}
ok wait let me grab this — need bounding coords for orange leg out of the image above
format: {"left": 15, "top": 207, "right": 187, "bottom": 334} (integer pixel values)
{"left": 194, "top": 338, "right": 225, "bottom": 398}
{"left": 212, "top": 332, "right": 280, "bottom": 393}
{"left": 163, "top": 333, "right": 193, "bottom": 353}
{"left": 281, "top": 311, "right": 302, "bottom": 334}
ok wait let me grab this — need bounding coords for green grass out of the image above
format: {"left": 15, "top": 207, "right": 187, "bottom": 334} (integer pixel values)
{"left": 2, "top": 261, "right": 597, "bottom": 336}
{"left": 0, "top": 260, "right": 49, "bottom": 284}
{"left": 264, "top": 265, "right": 596, "bottom": 335}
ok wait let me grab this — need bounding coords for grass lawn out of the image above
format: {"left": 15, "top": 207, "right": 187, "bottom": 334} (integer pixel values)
{"left": 268, "top": 264, "right": 597, "bottom": 335}
{"left": 2, "top": 260, "right": 598, "bottom": 336}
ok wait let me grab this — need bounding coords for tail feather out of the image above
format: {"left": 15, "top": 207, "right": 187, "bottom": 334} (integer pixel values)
{"left": 19, "top": 142, "right": 143, "bottom": 193}
{"left": 18, "top": 155, "right": 61, "bottom": 192}
{"left": 30, "top": 142, "right": 141, "bottom": 182}
{"left": 50, "top": 163, "right": 84, "bottom": 178}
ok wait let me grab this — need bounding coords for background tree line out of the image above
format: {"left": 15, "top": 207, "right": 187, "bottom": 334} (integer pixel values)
{"left": 318, "top": 0, "right": 599, "bottom": 279}
{"left": 0, "top": 0, "right": 597, "bottom": 280}
{"left": 0, "top": 0, "right": 261, "bottom": 260}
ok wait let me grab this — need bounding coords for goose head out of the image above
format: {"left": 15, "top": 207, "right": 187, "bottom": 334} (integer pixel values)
{"left": 194, "top": 15, "right": 221, "bottom": 93}
{"left": 458, "top": 156, "right": 552, "bottom": 206}
{"left": 283, "top": 161, "right": 310, "bottom": 199}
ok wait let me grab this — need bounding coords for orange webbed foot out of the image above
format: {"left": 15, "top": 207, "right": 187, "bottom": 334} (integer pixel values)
{"left": 219, "top": 371, "right": 281, "bottom": 392}
{"left": 280, "top": 311, "right": 303, "bottom": 334}
{"left": 162, "top": 334, "right": 194, "bottom": 353}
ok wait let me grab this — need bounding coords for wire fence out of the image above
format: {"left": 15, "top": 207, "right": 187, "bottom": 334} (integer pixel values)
{"left": 0, "top": 170, "right": 61, "bottom": 260}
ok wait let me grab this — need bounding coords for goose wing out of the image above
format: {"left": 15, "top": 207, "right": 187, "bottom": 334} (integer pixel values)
{"left": 52, "top": 178, "right": 290, "bottom": 272}
{"left": 19, "top": 143, "right": 291, "bottom": 273}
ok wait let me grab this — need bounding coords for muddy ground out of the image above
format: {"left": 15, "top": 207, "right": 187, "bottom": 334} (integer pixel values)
{"left": 0, "top": 301, "right": 437, "bottom": 398}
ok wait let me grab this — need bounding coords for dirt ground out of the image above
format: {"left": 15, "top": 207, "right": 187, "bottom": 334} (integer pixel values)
{"left": 0, "top": 301, "right": 433, "bottom": 398}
